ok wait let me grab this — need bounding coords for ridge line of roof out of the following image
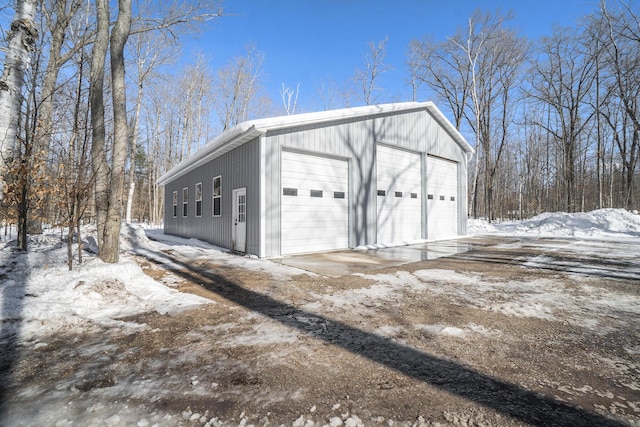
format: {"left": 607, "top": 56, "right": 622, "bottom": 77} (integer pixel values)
{"left": 157, "top": 102, "right": 471, "bottom": 185}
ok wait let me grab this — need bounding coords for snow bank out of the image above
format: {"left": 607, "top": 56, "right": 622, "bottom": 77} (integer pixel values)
{"left": 0, "top": 227, "right": 210, "bottom": 344}
{"left": 469, "top": 208, "right": 640, "bottom": 239}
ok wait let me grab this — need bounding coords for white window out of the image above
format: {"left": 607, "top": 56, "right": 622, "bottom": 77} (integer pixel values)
{"left": 195, "top": 182, "right": 202, "bottom": 217}
{"left": 172, "top": 191, "right": 178, "bottom": 218}
{"left": 182, "top": 187, "right": 188, "bottom": 217}
{"left": 212, "top": 176, "right": 222, "bottom": 217}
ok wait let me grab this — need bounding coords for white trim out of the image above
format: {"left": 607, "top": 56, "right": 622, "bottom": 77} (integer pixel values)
{"left": 172, "top": 191, "right": 178, "bottom": 218}
{"left": 259, "top": 135, "right": 266, "bottom": 258}
{"left": 232, "top": 187, "right": 247, "bottom": 253}
{"left": 195, "top": 182, "right": 202, "bottom": 217}
{"left": 182, "top": 187, "right": 188, "bottom": 218}
{"left": 212, "top": 175, "right": 222, "bottom": 217}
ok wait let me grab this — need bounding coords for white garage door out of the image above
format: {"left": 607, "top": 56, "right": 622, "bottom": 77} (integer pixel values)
{"left": 427, "top": 156, "right": 458, "bottom": 240}
{"left": 376, "top": 145, "right": 422, "bottom": 244}
{"left": 281, "top": 151, "right": 349, "bottom": 255}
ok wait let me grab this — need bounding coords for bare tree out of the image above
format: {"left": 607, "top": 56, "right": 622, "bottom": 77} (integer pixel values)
{"left": 100, "top": 0, "right": 132, "bottom": 263}
{"left": 405, "top": 43, "right": 423, "bottom": 102}
{"left": 280, "top": 83, "right": 300, "bottom": 115}
{"left": 315, "top": 77, "right": 342, "bottom": 110}
{"left": 58, "top": 44, "right": 92, "bottom": 270}
{"left": 214, "top": 44, "right": 269, "bottom": 131}
{"left": 36, "top": 0, "right": 85, "bottom": 153}
{"left": 88, "top": 0, "right": 132, "bottom": 264}
{"left": 409, "top": 35, "right": 469, "bottom": 129}
{"left": 529, "top": 26, "right": 597, "bottom": 213}
{"left": 353, "top": 36, "right": 390, "bottom": 105}
{"left": 176, "top": 52, "right": 213, "bottom": 159}
{"left": 597, "top": 0, "right": 640, "bottom": 209}
{"left": 0, "top": 0, "right": 38, "bottom": 203}
{"left": 411, "top": 10, "right": 528, "bottom": 220}
{"left": 89, "top": 0, "right": 110, "bottom": 256}
{"left": 125, "top": 30, "right": 177, "bottom": 224}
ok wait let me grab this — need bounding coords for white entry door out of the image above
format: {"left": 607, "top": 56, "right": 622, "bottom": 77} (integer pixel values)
{"left": 232, "top": 187, "right": 247, "bottom": 252}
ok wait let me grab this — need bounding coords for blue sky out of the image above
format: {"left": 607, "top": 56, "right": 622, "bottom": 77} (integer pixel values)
{"left": 188, "top": 0, "right": 597, "bottom": 113}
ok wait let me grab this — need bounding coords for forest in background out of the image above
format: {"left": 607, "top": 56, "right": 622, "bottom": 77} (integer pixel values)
{"left": 0, "top": 0, "right": 638, "bottom": 264}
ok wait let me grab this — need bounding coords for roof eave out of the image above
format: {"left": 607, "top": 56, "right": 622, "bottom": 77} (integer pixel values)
{"left": 424, "top": 103, "right": 474, "bottom": 155}
{"left": 157, "top": 125, "right": 264, "bottom": 185}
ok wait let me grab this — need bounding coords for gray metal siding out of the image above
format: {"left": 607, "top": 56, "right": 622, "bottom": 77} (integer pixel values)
{"left": 262, "top": 108, "right": 470, "bottom": 256}
{"left": 163, "top": 138, "right": 261, "bottom": 254}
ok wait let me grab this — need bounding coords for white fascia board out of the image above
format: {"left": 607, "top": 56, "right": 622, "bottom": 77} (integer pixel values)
{"left": 424, "top": 102, "right": 474, "bottom": 155}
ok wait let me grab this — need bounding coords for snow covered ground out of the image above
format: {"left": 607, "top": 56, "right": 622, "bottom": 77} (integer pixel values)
{"left": 1, "top": 209, "right": 639, "bottom": 426}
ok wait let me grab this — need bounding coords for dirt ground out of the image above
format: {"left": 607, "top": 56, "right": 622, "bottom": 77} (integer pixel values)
{"left": 3, "top": 237, "right": 640, "bottom": 426}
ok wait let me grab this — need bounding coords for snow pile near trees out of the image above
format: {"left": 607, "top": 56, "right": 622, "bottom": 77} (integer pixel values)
{"left": 0, "top": 226, "right": 210, "bottom": 345}
{"left": 469, "top": 208, "right": 640, "bottom": 239}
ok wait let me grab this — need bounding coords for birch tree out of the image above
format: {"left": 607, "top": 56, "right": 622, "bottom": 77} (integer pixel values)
{"left": 280, "top": 83, "right": 300, "bottom": 115}
{"left": 0, "top": 0, "right": 38, "bottom": 202}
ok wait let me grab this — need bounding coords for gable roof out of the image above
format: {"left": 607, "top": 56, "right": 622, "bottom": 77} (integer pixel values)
{"left": 157, "top": 102, "right": 472, "bottom": 185}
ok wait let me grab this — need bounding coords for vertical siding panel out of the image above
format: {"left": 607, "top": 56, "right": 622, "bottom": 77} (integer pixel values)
{"left": 162, "top": 138, "right": 260, "bottom": 253}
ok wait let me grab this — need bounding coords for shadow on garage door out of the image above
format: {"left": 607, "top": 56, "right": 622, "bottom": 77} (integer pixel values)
{"left": 272, "top": 238, "right": 493, "bottom": 276}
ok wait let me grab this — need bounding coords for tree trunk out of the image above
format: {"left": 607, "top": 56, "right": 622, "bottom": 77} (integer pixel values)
{"left": 89, "top": 0, "right": 110, "bottom": 253}
{"left": 0, "top": 0, "right": 38, "bottom": 201}
{"left": 100, "top": 0, "right": 132, "bottom": 263}
{"left": 67, "top": 208, "right": 75, "bottom": 271}
{"left": 126, "top": 82, "right": 144, "bottom": 224}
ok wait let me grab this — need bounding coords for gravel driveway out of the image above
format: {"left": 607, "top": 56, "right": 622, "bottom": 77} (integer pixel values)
{"left": 2, "top": 236, "right": 639, "bottom": 427}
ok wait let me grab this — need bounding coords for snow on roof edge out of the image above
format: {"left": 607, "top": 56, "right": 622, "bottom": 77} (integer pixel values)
{"left": 157, "top": 102, "right": 471, "bottom": 185}
{"left": 157, "top": 124, "right": 263, "bottom": 185}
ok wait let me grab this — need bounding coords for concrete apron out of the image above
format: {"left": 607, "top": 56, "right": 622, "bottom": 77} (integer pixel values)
{"left": 273, "top": 238, "right": 482, "bottom": 276}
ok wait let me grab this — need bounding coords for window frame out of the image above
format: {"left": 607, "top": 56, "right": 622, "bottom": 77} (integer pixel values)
{"left": 182, "top": 187, "right": 188, "bottom": 217}
{"left": 172, "top": 191, "right": 178, "bottom": 218}
{"left": 195, "top": 182, "right": 203, "bottom": 217}
{"left": 212, "top": 175, "right": 222, "bottom": 217}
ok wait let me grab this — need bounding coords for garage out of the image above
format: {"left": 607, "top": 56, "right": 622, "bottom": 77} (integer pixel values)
{"left": 376, "top": 145, "right": 423, "bottom": 244}
{"left": 280, "top": 151, "right": 350, "bottom": 255}
{"left": 427, "top": 156, "right": 458, "bottom": 240}
{"left": 159, "top": 102, "right": 473, "bottom": 257}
